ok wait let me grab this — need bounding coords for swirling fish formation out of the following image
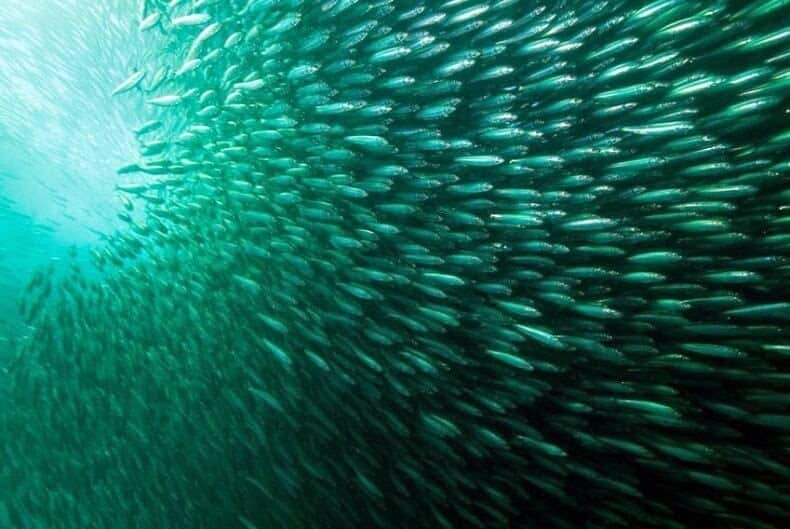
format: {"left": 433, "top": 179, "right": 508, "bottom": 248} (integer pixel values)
{"left": 2, "top": 1, "right": 790, "bottom": 528}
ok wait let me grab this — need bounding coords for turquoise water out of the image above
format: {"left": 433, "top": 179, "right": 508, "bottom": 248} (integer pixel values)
{"left": 0, "top": 1, "right": 789, "bottom": 528}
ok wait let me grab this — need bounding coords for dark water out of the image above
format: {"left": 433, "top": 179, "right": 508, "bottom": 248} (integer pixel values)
{"left": 0, "top": 1, "right": 789, "bottom": 528}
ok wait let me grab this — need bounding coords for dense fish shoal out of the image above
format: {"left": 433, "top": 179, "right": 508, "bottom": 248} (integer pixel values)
{"left": 1, "top": 1, "right": 790, "bottom": 529}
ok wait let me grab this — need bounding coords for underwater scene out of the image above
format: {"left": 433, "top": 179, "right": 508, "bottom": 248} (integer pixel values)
{"left": 0, "top": 0, "right": 789, "bottom": 528}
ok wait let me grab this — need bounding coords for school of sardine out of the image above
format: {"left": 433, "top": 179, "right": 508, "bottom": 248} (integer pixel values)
{"left": 1, "top": 0, "right": 789, "bottom": 528}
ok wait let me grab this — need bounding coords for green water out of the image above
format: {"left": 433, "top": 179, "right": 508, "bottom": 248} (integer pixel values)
{"left": 0, "top": 1, "right": 789, "bottom": 528}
